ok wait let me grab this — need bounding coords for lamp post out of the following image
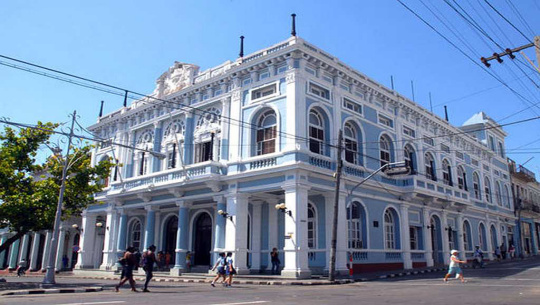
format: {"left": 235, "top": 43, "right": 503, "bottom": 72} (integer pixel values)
{"left": 43, "top": 111, "right": 76, "bottom": 285}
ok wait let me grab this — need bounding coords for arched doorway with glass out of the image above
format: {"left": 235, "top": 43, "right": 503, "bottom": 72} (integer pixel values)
{"left": 192, "top": 212, "right": 213, "bottom": 267}
{"left": 430, "top": 215, "right": 443, "bottom": 265}
{"left": 490, "top": 225, "right": 498, "bottom": 256}
{"left": 163, "top": 215, "right": 178, "bottom": 268}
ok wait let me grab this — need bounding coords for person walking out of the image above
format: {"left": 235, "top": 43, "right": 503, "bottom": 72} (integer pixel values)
{"left": 17, "top": 259, "right": 27, "bottom": 277}
{"left": 494, "top": 246, "right": 501, "bottom": 262}
{"left": 165, "top": 252, "right": 171, "bottom": 269}
{"left": 224, "top": 252, "right": 236, "bottom": 287}
{"left": 210, "top": 252, "right": 227, "bottom": 287}
{"left": 509, "top": 244, "right": 515, "bottom": 259}
{"left": 473, "top": 245, "right": 484, "bottom": 268}
{"left": 500, "top": 243, "right": 507, "bottom": 260}
{"left": 185, "top": 251, "right": 192, "bottom": 272}
{"left": 115, "top": 247, "right": 138, "bottom": 292}
{"left": 444, "top": 250, "right": 466, "bottom": 283}
{"left": 142, "top": 245, "right": 157, "bottom": 292}
{"left": 270, "top": 248, "right": 280, "bottom": 275}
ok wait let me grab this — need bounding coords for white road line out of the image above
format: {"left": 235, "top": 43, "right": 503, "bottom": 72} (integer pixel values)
{"left": 58, "top": 301, "right": 126, "bottom": 305}
{"left": 210, "top": 301, "right": 270, "bottom": 305}
{"left": 364, "top": 282, "right": 537, "bottom": 287}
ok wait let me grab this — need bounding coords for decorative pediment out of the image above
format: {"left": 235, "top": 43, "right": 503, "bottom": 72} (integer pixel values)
{"left": 154, "top": 62, "right": 200, "bottom": 98}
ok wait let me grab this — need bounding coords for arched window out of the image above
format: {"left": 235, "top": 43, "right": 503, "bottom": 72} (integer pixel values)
{"left": 442, "top": 159, "right": 452, "bottom": 186}
{"left": 484, "top": 177, "right": 492, "bottom": 203}
{"left": 463, "top": 221, "right": 472, "bottom": 251}
{"left": 473, "top": 172, "right": 481, "bottom": 200}
{"left": 457, "top": 166, "right": 467, "bottom": 191}
{"left": 136, "top": 129, "right": 154, "bottom": 176}
{"left": 495, "top": 181, "right": 503, "bottom": 206}
{"left": 384, "top": 209, "right": 397, "bottom": 249}
{"left": 404, "top": 145, "right": 416, "bottom": 174}
{"left": 309, "top": 110, "right": 325, "bottom": 155}
{"left": 344, "top": 122, "right": 359, "bottom": 164}
{"left": 307, "top": 204, "right": 317, "bottom": 249}
{"left": 504, "top": 185, "right": 510, "bottom": 208}
{"left": 380, "top": 136, "right": 392, "bottom": 168}
{"left": 348, "top": 202, "right": 365, "bottom": 249}
{"left": 130, "top": 220, "right": 142, "bottom": 250}
{"left": 425, "top": 153, "right": 436, "bottom": 181}
{"left": 256, "top": 110, "right": 277, "bottom": 155}
{"left": 479, "top": 223, "right": 487, "bottom": 251}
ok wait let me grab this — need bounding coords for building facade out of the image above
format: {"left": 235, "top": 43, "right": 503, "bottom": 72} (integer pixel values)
{"left": 70, "top": 36, "right": 517, "bottom": 278}
{"left": 508, "top": 159, "right": 540, "bottom": 257}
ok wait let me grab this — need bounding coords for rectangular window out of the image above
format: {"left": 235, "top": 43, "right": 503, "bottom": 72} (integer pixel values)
{"left": 242, "top": 78, "right": 252, "bottom": 86}
{"left": 139, "top": 152, "right": 147, "bottom": 176}
{"left": 489, "top": 135, "right": 496, "bottom": 151}
{"left": 472, "top": 159, "right": 479, "bottom": 166}
{"left": 423, "top": 137, "right": 434, "bottom": 146}
{"left": 309, "top": 83, "right": 330, "bottom": 100}
{"left": 345, "top": 139, "right": 358, "bottom": 164}
{"left": 441, "top": 144, "right": 450, "bottom": 153}
{"left": 456, "top": 151, "right": 464, "bottom": 160}
{"left": 305, "top": 66, "right": 316, "bottom": 76}
{"left": 343, "top": 98, "right": 362, "bottom": 114}
{"left": 483, "top": 164, "right": 490, "bottom": 171}
{"left": 378, "top": 115, "right": 394, "bottom": 128}
{"left": 259, "top": 71, "right": 270, "bottom": 80}
{"left": 194, "top": 141, "right": 212, "bottom": 163}
{"left": 322, "top": 74, "right": 333, "bottom": 84}
{"left": 498, "top": 142, "right": 505, "bottom": 158}
{"left": 214, "top": 89, "right": 223, "bottom": 96}
{"left": 309, "top": 127, "right": 324, "bottom": 155}
{"left": 251, "top": 84, "right": 277, "bottom": 101}
{"left": 403, "top": 126, "right": 416, "bottom": 138}
{"left": 340, "top": 83, "right": 350, "bottom": 91}
{"left": 277, "top": 65, "right": 287, "bottom": 74}
{"left": 256, "top": 126, "right": 276, "bottom": 155}
{"left": 410, "top": 227, "right": 418, "bottom": 250}
{"left": 167, "top": 144, "right": 177, "bottom": 169}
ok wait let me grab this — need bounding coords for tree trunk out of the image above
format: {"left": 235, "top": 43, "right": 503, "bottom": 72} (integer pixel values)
{"left": 0, "top": 231, "right": 26, "bottom": 253}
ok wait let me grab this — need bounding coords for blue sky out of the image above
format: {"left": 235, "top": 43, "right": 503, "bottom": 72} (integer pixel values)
{"left": 1, "top": 0, "right": 539, "bottom": 173}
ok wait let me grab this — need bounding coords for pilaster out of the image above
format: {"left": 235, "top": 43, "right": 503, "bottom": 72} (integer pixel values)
{"left": 29, "top": 233, "right": 41, "bottom": 271}
{"left": 422, "top": 208, "right": 434, "bottom": 267}
{"left": 171, "top": 200, "right": 191, "bottom": 275}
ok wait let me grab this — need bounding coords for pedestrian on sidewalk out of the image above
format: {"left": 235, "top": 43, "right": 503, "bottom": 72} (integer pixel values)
{"left": 224, "top": 252, "right": 236, "bottom": 287}
{"left": 17, "top": 259, "right": 27, "bottom": 277}
{"left": 270, "top": 248, "right": 280, "bottom": 275}
{"left": 210, "top": 252, "right": 227, "bottom": 287}
{"left": 185, "top": 251, "right": 192, "bottom": 272}
{"left": 444, "top": 250, "right": 466, "bottom": 283}
{"left": 473, "top": 246, "right": 484, "bottom": 268}
{"left": 115, "top": 246, "right": 138, "bottom": 292}
{"left": 156, "top": 251, "right": 164, "bottom": 271}
{"left": 495, "top": 246, "right": 501, "bottom": 262}
{"left": 500, "top": 243, "right": 507, "bottom": 260}
{"left": 509, "top": 244, "right": 515, "bottom": 259}
{"left": 142, "top": 245, "right": 157, "bottom": 292}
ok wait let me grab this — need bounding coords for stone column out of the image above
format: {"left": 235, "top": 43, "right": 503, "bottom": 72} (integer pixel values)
{"left": 183, "top": 112, "right": 194, "bottom": 165}
{"left": 55, "top": 228, "right": 67, "bottom": 271}
{"left": 251, "top": 202, "right": 263, "bottom": 272}
{"left": 116, "top": 210, "right": 128, "bottom": 258}
{"left": 267, "top": 199, "right": 279, "bottom": 251}
{"left": 29, "top": 233, "right": 41, "bottom": 271}
{"left": 0, "top": 235, "right": 8, "bottom": 268}
{"left": 334, "top": 192, "right": 349, "bottom": 275}
{"left": 100, "top": 207, "right": 117, "bottom": 270}
{"left": 144, "top": 206, "right": 157, "bottom": 250}
{"left": 456, "top": 213, "right": 466, "bottom": 261}
{"left": 76, "top": 212, "right": 97, "bottom": 269}
{"left": 400, "top": 204, "right": 413, "bottom": 269}
{"left": 41, "top": 231, "right": 52, "bottom": 271}
{"left": 441, "top": 211, "right": 450, "bottom": 265}
{"left": 225, "top": 193, "right": 250, "bottom": 275}
{"left": 8, "top": 238, "right": 21, "bottom": 269}
{"left": 423, "top": 208, "right": 434, "bottom": 267}
{"left": 486, "top": 216, "right": 494, "bottom": 260}
{"left": 18, "top": 234, "right": 31, "bottom": 262}
{"left": 171, "top": 200, "right": 190, "bottom": 275}
{"left": 213, "top": 196, "right": 226, "bottom": 263}
{"left": 281, "top": 184, "right": 311, "bottom": 279}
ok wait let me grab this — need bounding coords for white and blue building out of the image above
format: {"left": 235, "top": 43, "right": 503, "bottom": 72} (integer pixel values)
{"left": 70, "top": 36, "right": 518, "bottom": 278}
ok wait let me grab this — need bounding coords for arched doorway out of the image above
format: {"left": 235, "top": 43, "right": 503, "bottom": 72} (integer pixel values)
{"left": 193, "top": 213, "right": 212, "bottom": 266}
{"left": 430, "top": 215, "right": 443, "bottom": 265}
{"left": 164, "top": 216, "right": 178, "bottom": 267}
{"left": 490, "top": 225, "right": 498, "bottom": 253}
{"left": 24, "top": 235, "right": 33, "bottom": 262}
{"left": 35, "top": 233, "right": 46, "bottom": 270}
{"left": 71, "top": 234, "right": 80, "bottom": 269}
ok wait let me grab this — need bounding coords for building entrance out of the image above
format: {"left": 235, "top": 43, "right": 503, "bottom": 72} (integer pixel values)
{"left": 430, "top": 216, "right": 443, "bottom": 265}
{"left": 164, "top": 216, "right": 178, "bottom": 266}
{"left": 193, "top": 213, "right": 212, "bottom": 266}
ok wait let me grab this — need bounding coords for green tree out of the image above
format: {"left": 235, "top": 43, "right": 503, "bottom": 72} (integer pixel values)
{"left": 0, "top": 122, "right": 113, "bottom": 253}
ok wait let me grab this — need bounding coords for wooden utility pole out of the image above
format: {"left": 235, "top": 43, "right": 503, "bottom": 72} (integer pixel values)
{"left": 329, "top": 129, "right": 343, "bottom": 282}
{"left": 480, "top": 36, "right": 540, "bottom": 72}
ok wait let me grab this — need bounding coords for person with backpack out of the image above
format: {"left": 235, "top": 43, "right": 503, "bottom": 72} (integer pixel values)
{"left": 210, "top": 252, "right": 227, "bottom": 287}
{"left": 142, "top": 245, "right": 157, "bottom": 292}
{"left": 115, "top": 246, "right": 138, "bottom": 292}
{"left": 224, "top": 252, "right": 236, "bottom": 287}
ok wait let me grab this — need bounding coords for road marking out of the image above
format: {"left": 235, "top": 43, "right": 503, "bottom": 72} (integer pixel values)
{"left": 363, "top": 282, "right": 538, "bottom": 287}
{"left": 58, "top": 301, "right": 126, "bottom": 305}
{"left": 210, "top": 301, "right": 270, "bottom": 305}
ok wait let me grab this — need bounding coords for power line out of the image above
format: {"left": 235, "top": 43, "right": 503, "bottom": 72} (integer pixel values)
{"left": 483, "top": 0, "right": 534, "bottom": 44}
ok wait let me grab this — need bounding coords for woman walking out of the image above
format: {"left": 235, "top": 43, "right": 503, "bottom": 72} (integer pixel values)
{"left": 115, "top": 246, "right": 138, "bottom": 292}
{"left": 444, "top": 250, "right": 467, "bottom": 283}
{"left": 224, "top": 252, "right": 236, "bottom": 287}
{"left": 210, "top": 252, "right": 227, "bottom": 287}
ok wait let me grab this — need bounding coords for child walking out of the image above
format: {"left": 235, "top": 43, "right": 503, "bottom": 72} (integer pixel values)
{"left": 210, "top": 252, "right": 227, "bottom": 287}
{"left": 444, "top": 249, "right": 467, "bottom": 283}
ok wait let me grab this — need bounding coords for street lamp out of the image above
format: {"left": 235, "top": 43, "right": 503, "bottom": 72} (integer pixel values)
{"left": 275, "top": 203, "right": 292, "bottom": 217}
{"left": 217, "top": 210, "right": 233, "bottom": 221}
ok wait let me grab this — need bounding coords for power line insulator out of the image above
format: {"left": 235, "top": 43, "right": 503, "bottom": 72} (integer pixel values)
{"left": 505, "top": 48, "right": 516, "bottom": 59}
{"left": 480, "top": 57, "right": 491, "bottom": 68}
{"left": 493, "top": 52, "right": 503, "bottom": 63}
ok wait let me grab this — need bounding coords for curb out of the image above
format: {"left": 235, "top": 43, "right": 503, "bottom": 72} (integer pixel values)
{"left": 1, "top": 286, "right": 103, "bottom": 296}
{"left": 359, "top": 267, "right": 445, "bottom": 281}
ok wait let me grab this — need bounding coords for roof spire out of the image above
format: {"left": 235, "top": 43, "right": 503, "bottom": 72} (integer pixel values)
{"left": 99, "top": 100, "right": 104, "bottom": 118}
{"left": 239, "top": 36, "right": 245, "bottom": 58}
{"left": 291, "top": 13, "right": 297, "bottom": 37}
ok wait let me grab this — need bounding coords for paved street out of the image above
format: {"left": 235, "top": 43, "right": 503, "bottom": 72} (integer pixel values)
{"left": 2, "top": 258, "right": 540, "bottom": 305}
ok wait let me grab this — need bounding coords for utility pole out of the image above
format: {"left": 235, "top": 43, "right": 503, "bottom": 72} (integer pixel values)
{"left": 480, "top": 36, "right": 540, "bottom": 72}
{"left": 43, "top": 110, "right": 76, "bottom": 285}
{"left": 329, "top": 129, "right": 343, "bottom": 282}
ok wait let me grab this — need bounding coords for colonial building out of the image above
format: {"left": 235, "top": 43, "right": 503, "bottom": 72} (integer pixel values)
{"left": 70, "top": 35, "right": 516, "bottom": 278}
{"left": 508, "top": 158, "right": 540, "bottom": 257}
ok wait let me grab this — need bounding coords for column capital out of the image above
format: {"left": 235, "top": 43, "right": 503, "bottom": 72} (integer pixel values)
{"left": 225, "top": 192, "right": 250, "bottom": 201}
{"left": 137, "top": 193, "right": 152, "bottom": 203}
{"left": 168, "top": 187, "right": 185, "bottom": 198}
{"left": 145, "top": 205, "right": 159, "bottom": 212}
{"left": 212, "top": 195, "right": 225, "bottom": 203}
{"left": 176, "top": 200, "right": 192, "bottom": 208}
{"left": 281, "top": 183, "right": 311, "bottom": 193}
